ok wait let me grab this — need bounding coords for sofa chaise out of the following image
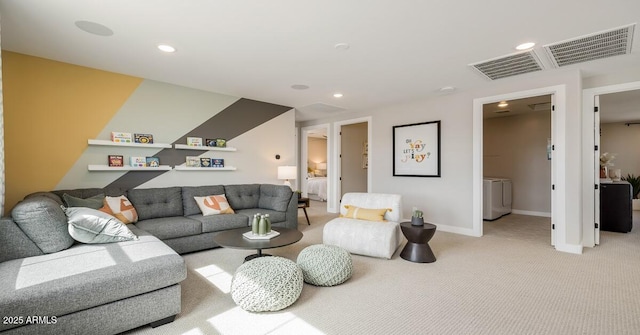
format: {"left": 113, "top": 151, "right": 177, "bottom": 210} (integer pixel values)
{"left": 0, "top": 183, "right": 298, "bottom": 334}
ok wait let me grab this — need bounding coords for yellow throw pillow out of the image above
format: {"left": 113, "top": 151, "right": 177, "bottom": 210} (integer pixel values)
{"left": 340, "top": 205, "right": 390, "bottom": 222}
{"left": 194, "top": 195, "right": 235, "bottom": 216}
{"left": 99, "top": 195, "right": 139, "bottom": 224}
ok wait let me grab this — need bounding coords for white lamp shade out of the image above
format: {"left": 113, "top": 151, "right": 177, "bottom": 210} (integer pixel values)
{"left": 317, "top": 162, "right": 327, "bottom": 170}
{"left": 277, "top": 166, "right": 297, "bottom": 180}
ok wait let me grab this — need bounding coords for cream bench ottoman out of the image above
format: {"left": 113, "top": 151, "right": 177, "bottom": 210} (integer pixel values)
{"left": 322, "top": 193, "right": 404, "bottom": 259}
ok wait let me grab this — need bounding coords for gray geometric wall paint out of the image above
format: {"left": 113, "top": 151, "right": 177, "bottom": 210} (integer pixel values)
{"left": 105, "top": 98, "right": 292, "bottom": 190}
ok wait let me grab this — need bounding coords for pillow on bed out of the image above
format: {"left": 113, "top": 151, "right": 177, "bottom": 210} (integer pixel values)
{"left": 307, "top": 172, "right": 315, "bottom": 178}
{"left": 340, "top": 205, "right": 390, "bottom": 222}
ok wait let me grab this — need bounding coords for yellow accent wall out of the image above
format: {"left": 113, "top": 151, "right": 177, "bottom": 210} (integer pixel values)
{"left": 2, "top": 52, "right": 142, "bottom": 213}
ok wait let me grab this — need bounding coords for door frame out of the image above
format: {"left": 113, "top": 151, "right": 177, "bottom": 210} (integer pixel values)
{"left": 473, "top": 85, "right": 566, "bottom": 250}
{"left": 332, "top": 117, "right": 372, "bottom": 213}
{"left": 300, "top": 123, "right": 330, "bottom": 210}
{"left": 582, "top": 80, "right": 640, "bottom": 247}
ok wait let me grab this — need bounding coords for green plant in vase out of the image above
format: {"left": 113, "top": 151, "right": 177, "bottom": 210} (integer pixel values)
{"left": 411, "top": 208, "right": 424, "bottom": 226}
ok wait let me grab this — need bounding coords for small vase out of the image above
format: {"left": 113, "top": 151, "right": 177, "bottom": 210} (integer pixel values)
{"left": 258, "top": 215, "right": 267, "bottom": 235}
{"left": 251, "top": 214, "right": 259, "bottom": 235}
{"left": 411, "top": 217, "right": 424, "bottom": 226}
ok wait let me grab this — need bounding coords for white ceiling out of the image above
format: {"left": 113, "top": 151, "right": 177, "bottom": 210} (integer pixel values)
{"left": 2, "top": 0, "right": 640, "bottom": 121}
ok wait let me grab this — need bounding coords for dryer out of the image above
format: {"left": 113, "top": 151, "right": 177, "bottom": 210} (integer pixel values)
{"left": 483, "top": 178, "right": 512, "bottom": 220}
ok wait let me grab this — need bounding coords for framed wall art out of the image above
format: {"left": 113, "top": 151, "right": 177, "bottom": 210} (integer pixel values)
{"left": 393, "top": 120, "right": 441, "bottom": 177}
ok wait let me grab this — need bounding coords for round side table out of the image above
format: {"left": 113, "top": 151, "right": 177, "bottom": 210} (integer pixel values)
{"left": 400, "top": 222, "right": 437, "bottom": 263}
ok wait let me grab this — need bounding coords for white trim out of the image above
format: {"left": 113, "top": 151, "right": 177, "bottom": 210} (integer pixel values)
{"left": 582, "top": 80, "right": 640, "bottom": 247}
{"left": 434, "top": 223, "right": 477, "bottom": 237}
{"left": 473, "top": 85, "right": 567, "bottom": 251}
{"left": 332, "top": 117, "right": 372, "bottom": 214}
{"left": 511, "top": 209, "right": 552, "bottom": 217}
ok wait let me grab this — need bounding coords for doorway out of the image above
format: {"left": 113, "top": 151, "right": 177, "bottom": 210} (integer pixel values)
{"left": 586, "top": 85, "right": 640, "bottom": 246}
{"left": 473, "top": 85, "right": 567, "bottom": 251}
{"left": 301, "top": 124, "right": 330, "bottom": 210}
{"left": 332, "top": 117, "right": 372, "bottom": 212}
{"left": 482, "top": 95, "right": 552, "bottom": 244}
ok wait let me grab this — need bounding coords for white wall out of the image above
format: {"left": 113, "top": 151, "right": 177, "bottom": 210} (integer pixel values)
{"left": 600, "top": 122, "right": 640, "bottom": 178}
{"left": 299, "top": 69, "right": 583, "bottom": 250}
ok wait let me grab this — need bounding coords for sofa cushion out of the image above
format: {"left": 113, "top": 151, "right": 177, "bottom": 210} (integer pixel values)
{"left": 182, "top": 185, "right": 225, "bottom": 216}
{"left": 62, "top": 193, "right": 105, "bottom": 209}
{"left": 127, "top": 187, "right": 183, "bottom": 220}
{"left": 99, "top": 195, "right": 139, "bottom": 224}
{"left": 224, "top": 184, "right": 260, "bottom": 210}
{"left": 188, "top": 214, "right": 249, "bottom": 233}
{"left": 235, "top": 209, "right": 286, "bottom": 225}
{"left": 134, "top": 216, "right": 202, "bottom": 240}
{"left": 11, "top": 196, "right": 75, "bottom": 254}
{"left": 258, "top": 184, "right": 292, "bottom": 212}
{"left": 0, "top": 231, "right": 186, "bottom": 332}
{"left": 194, "top": 194, "right": 235, "bottom": 215}
{"left": 65, "top": 207, "right": 138, "bottom": 244}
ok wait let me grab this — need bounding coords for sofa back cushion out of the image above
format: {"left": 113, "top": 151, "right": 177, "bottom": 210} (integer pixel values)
{"left": 0, "top": 218, "right": 44, "bottom": 263}
{"left": 11, "top": 196, "right": 75, "bottom": 253}
{"left": 182, "top": 185, "right": 225, "bottom": 216}
{"left": 127, "top": 187, "right": 183, "bottom": 220}
{"left": 224, "top": 184, "right": 260, "bottom": 210}
{"left": 258, "top": 184, "right": 292, "bottom": 212}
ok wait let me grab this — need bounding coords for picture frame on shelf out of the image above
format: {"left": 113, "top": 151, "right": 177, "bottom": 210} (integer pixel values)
{"left": 134, "top": 133, "right": 154, "bottom": 144}
{"left": 130, "top": 156, "right": 147, "bottom": 167}
{"left": 392, "top": 120, "right": 441, "bottom": 177}
{"left": 185, "top": 156, "right": 200, "bottom": 167}
{"left": 187, "top": 137, "right": 203, "bottom": 146}
{"left": 200, "top": 157, "right": 212, "bottom": 167}
{"left": 111, "top": 132, "right": 132, "bottom": 143}
{"left": 146, "top": 157, "right": 160, "bottom": 167}
{"left": 108, "top": 155, "right": 124, "bottom": 167}
{"left": 205, "top": 138, "right": 217, "bottom": 147}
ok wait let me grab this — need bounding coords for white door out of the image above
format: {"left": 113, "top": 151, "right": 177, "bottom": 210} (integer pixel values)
{"left": 550, "top": 94, "right": 556, "bottom": 246}
{"left": 594, "top": 95, "right": 601, "bottom": 245}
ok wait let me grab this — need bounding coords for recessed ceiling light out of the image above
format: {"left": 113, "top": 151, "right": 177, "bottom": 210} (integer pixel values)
{"left": 291, "top": 84, "right": 310, "bottom": 90}
{"left": 498, "top": 101, "right": 509, "bottom": 108}
{"left": 75, "top": 20, "right": 113, "bottom": 36}
{"left": 157, "top": 44, "right": 176, "bottom": 53}
{"left": 334, "top": 43, "right": 350, "bottom": 51}
{"left": 438, "top": 86, "right": 456, "bottom": 94}
{"left": 515, "top": 42, "right": 536, "bottom": 50}
{"left": 333, "top": 93, "right": 343, "bottom": 98}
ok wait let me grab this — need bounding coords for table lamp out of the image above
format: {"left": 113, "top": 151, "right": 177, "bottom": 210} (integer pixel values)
{"left": 277, "top": 166, "right": 297, "bottom": 188}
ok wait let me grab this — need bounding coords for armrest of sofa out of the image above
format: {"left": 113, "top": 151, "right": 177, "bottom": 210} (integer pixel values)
{"left": 0, "top": 217, "right": 44, "bottom": 263}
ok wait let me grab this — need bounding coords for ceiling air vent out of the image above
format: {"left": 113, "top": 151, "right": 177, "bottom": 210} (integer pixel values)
{"left": 469, "top": 50, "right": 544, "bottom": 80}
{"left": 543, "top": 24, "right": 635, "bottom": 67}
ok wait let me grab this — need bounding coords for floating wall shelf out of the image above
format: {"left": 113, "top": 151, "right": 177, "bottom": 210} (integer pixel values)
{"left": 88, "top": 165, "right": 172, "bottom": 171}
{"left": 173, "top": 166, "right": 237, "bottom": 171}
{"left": 174, "top": 144, "right": 237, "bottom": 152}
{"left": 88, "top": 139, "right": 172, "bottom": 148}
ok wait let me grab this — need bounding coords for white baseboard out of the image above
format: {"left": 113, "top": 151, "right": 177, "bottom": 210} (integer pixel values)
{"left": 431, "top": 223, "right": 478, "bottom": 237}
{"left": 511, "top": 209, "right": 551, "bottom": 217}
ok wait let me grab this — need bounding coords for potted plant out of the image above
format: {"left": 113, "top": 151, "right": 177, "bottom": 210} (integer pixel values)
{"left": 621, "top": 174, "right": 640, "bottom": 210}
{"left": 411, "top": 208, "right": 424, "bottom": 226}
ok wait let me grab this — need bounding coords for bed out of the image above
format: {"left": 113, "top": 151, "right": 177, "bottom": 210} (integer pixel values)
{"left": 307, "top": 176, "right": 327, "bottom": 201}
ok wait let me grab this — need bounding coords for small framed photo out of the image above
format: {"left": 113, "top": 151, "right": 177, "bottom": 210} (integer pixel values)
{"left": 146, "top": 157, "right": 160, "bottom": 167}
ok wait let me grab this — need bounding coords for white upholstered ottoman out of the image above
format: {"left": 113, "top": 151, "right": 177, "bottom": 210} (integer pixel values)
{"left": 323, "top": 193, "right": 404, "bottom": 259}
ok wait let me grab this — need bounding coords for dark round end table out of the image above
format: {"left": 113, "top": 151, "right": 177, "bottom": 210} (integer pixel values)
{"left": 400, "top": 221, "right": 437, "bottom": 263}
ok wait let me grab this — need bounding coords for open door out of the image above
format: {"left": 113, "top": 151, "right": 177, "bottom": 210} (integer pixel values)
{"left": 594, "top": 95, "right": 601, "bottom": 245}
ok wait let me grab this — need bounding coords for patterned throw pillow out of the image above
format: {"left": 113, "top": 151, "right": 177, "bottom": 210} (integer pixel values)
{"left": 99, "top": 195, "right": 139, "bottom": 224}
{"left": 194, "top": 194, "right": 235, "bottom": 216}
{"left": 340, "top": 205, "right": 389, "bottom": 222}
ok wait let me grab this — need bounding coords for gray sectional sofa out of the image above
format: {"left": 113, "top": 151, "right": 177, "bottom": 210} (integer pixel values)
{"left": 0, "top": 184, "right": 298, "bottom": 334}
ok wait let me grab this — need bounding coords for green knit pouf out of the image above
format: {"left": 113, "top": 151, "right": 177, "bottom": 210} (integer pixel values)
{"left": 297, "top": 244, "right": 353, "bottom": 286}
{"left": 231, "top": 256, "right": 303, "bottom": 312}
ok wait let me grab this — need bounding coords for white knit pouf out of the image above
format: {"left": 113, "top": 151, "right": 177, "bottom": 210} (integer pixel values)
{"left": 297, "top": 244, "right": 353, "bottom": 286}
{"left": 231, "top": 256, "right": 303, "bottom": 312}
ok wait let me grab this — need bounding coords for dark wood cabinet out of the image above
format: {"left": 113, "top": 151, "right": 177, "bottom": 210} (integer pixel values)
{"left": 600, "top": 181, "right": 632, "bottom": 233}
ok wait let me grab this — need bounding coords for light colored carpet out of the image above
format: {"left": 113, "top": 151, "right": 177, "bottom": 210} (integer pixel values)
{"left": 124, "top": 203, "right": 640, "bottom": 335}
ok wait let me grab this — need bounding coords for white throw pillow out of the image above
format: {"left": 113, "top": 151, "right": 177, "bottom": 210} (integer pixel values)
{"left": 65, "top": 207, "right": 138, "bottom": 244}
{"left": 194, "top": 194, "right": 235, "bottom": 216}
